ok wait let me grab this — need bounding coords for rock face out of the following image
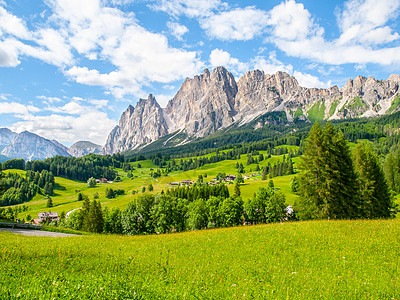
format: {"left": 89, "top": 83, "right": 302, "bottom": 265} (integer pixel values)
{"left": 0, "top": 128, "right": 17, "bottom": 151}
{"left": 103, "top": 67, "right": 400, "bottom": 154}
{"left": 68, "top": 141, "right": 103, "bottom": 157}
{"left": 103, "top": 94, "right": 168, "bottom": 154}
{"left": 1, "top": 131, "right": 70, "bottom": 161}
{"left": 164, "top": 67, "right": 237, "bottom": 137}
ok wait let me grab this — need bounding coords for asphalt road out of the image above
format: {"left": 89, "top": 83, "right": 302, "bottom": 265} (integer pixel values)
{"left": 0, "top": 227, "right": 79, "bottom": 237}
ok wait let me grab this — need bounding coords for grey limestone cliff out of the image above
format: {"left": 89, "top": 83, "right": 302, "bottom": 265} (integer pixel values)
{"left": 103, "top": 67, "right": 400, "bottom": 154}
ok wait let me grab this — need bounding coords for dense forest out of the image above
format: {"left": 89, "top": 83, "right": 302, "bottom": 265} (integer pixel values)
{"left": 0, "top": 170, "right": 54, "bottom": 206}
{"left": 0, "top": 154, "right": 122, "bottom": 182}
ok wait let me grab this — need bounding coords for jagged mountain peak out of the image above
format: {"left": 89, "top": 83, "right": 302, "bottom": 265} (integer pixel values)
{"left": 103, "top": 67, "right": 400, "bottom": 154}
{"left": 388, "top": 74, "right": 400, "bottom": 83}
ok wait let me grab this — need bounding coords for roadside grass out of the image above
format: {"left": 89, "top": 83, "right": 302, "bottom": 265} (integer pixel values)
{"left": 1, "top": 219, "right": 399, "bottom": 299}
{"left": 41, "top": 225, "right": 88, "bottom": 235}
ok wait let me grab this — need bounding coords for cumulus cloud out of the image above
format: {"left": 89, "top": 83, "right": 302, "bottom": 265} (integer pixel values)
{"left": 0, "top": 6, "right": 30, "bottom": 39}
{"left": 209, "top": 49, "right": 249, "bottom": 75}
{"left": 201, "top": 6, "right": 269, "bottom": 41}
{"left": 46, "top": 0, "right": 204, "bottom": 98}
{"left": 11, "top": 111, "right": 115, "bottom": 145}
{"left": 151, "top": 0, "right": 226, "bottom": 18}
{"left": 267, "top": 0, "right": 323, "bottom": 41}
{"left": 9, "top": 98, "right": 116, "bottom": 145}
{"left": 252, "top": 52, "right": 330, "bottom": 88}
{"left": 337, "top": 0, "right": 400, "bottom": 45}
{"left": 0, "top": 102, "right": 40, "bottom": 115}
{"left": 37, "top": 95, "right": 63, "bottom": 104}
{"left": 266, "top": 0, "right": 400, "bottom": 66}
{"left": 0, "top": 0, "right": 203, "bottom": 98}
{"left": 167, "top": 21, "right": 188, "bottom": 40}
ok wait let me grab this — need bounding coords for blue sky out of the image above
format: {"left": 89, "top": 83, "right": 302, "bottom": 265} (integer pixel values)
{"left": 1, "top": 0, "right": 400, "bottom": 146}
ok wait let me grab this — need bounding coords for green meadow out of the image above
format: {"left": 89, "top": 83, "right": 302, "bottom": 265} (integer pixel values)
{"left": 1, "top": 219, "right": 399, "bottom": 299}
{"left": 8, "top": 148, "right": 300, "bottom": 220}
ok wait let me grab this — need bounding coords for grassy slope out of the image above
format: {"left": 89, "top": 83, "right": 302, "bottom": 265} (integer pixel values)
{"left": 7, "top": 147, "right": 301, "bottom": 219}
{"left": 1, "top": 219, "right": 399, "bottom": 299}
{"left": 307, "top": 100, "right": 326, "bottom": 122}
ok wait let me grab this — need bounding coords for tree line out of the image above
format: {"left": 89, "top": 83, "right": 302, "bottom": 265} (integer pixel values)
{"left": 56, "top": 182, "right": 288, "bottom": 234}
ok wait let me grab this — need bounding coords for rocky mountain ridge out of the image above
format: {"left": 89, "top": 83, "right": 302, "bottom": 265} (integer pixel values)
{"left": 1, "top": 131, "right": 71, "bottom": 161}
{"left": 68, "top": 141, "right": 103, "bottom": 157}
{"left": 104, "top": 67, "right": 400, "bottom": 154}
{"left": 0, "top": 129, "right": 104, "bottom": 161}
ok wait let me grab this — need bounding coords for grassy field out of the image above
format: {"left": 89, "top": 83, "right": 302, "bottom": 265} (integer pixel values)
{"left": 6, "top": 148, "right": 300, "bottom": 220}
{"left": 1, "top": 219, "right": 399, "bottom": 299}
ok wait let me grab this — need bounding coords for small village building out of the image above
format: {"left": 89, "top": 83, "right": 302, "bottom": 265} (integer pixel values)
{"left": 225, "top": 175, "right": 237, "bottom": 181}
{"left": 96, "top": 178, "right": 108, "bottom": 184}
{"left": 181, "top": 180, "right": 193, "bottom": 185}
{"left": 37, "top": 212, "right": 59, "bottom": 223}
{"left": 168, "top": 182, "right": 180, "bottom": 186}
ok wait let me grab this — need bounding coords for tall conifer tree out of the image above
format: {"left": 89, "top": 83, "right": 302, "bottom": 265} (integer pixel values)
{"left": 353, "top": 142, "right": 393, "bottom": 218}
{"left": 298, "top": 122, "right": 360, "bottom": 219}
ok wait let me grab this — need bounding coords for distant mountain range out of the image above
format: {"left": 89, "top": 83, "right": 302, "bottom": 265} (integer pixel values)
{"left": 103, "top": 67, "right": 400, "bottom": 154}
{"left": 2, "top": 66, "right": 400, "bottom": 161}
{"left": 0, "top": 128, "right": 102, "bottom": 162}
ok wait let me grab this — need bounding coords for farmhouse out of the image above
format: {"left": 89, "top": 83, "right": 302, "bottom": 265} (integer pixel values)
{"left": 96, "top": 178, "right": 108, "bottom": 183}
{"left": 225, "top": 175, "right": 237, "bottom": 181}
{"left": 181, "top": 180, "right": 193, "bottom": 185}
{"left": 33, "top": 212, "right": 59, "bottom": 224}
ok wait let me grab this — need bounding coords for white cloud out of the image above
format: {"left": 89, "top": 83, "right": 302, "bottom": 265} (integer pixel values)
{"left": 154, "top": 94, "right": 174, "bottom": 108}
{"left": 9, "top": 97, "right": 116, "bottom": 145}
{"left": 293, "top": 71, "right": 331, "bottom": 89}
{"left": 37, "top": 95, "right": 63, "bottom": 104}
{"left": 88, "top": 99, "right": 109, "bottom": 108}
{"left": 201, "top": 7, "right": 269, "bottom": 41}
{"left": 0, "top": 102, "right": 40, "bottom": 115}
{"left": 11, "top": 111, "right": 116, "bottom": 145}
{"left": 0, "top": 39, "right": 20, "bottom": 67}
{"left": 151, "top": 0, "right": 226, "bottom": 18}
{"left": 337, "top": 0, "right": 400, "bottom": 45}
{"left": 167, "top": 21, "right": 188, "bottom": 40}
{"left": 252, "top": 52, "right": 330, "bottom": 88}
{"left": 266, "top": 0, "right": 400, "bottom": 66}
{"left": 0, "top": 4, "right": 74, "bottom": 67}
{"left": 0, "top": 6, "right": 30, "bottom": 39}
{"left": 0, "top": 1, "right": 204, "bottom": 98}
{"left": 209, "top": 49, "right": 248, "bottom": 75}
{"left": 45, "top": 0, "right": 204, "bottom": 98}
{"left": 267, "top": 0, "right": 323, "bottom": 41}
{"left": 252, "top": 52, "right": 293, "bottom": 75}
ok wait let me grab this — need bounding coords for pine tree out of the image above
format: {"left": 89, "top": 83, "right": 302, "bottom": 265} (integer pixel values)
{"left": 383, "top": 148, "right": 400, "bottom": 193}
{"left": 353, "top": 142, "right": 393, "bottom": 218}
{"left": 46, "top": 195, "right": 53, "bottom": 208}
{"left": 233, "top": 181, "right": 241, "bottom": 198}
{"left": 298, "top": 122, "right": 360, "bottom": 219}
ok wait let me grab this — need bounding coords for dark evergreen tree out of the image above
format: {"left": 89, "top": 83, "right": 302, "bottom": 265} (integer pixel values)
{"left": 298, "top": 122, "right": 360, "bottom": 219}
{"left": 46, "top": 195, "right": 53, "bottom": 208}
{"left": 353, "top": 142, "right": 394, "bottom": 218}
